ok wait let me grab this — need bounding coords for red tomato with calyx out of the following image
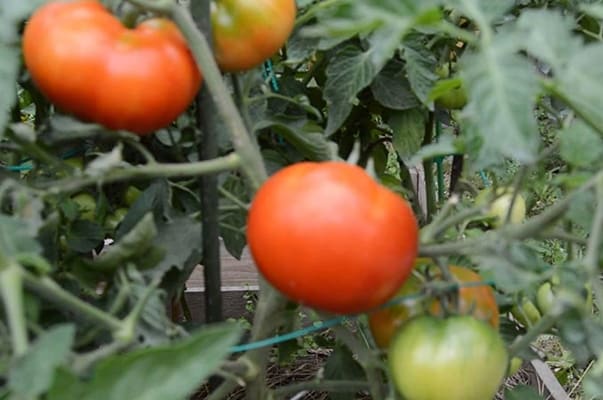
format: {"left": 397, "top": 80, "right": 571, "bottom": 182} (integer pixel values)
{"left": 246, "top": 161, "right": 419, "bottom": 314}
{"left": 368, "top": 262, "right": 499, "bottom": 348}
{"left": 22, "top": 0, "right": 202, "bottom": 135}
{"left": 212, "top": 0, "right": 297, "bottom": 72}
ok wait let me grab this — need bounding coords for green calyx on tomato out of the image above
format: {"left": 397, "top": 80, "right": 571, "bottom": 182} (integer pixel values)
{"left": 246, "top": 161, "right": 419, "bottom": 315}
{"left": 211, "top": 0, "right": 297, "bottom": 72}
{"left": 476, "top": 187, "right": 527, "bottom": 227}
{"left": 389, "top": 315, "right": 509, "bottom": 400}
{"left": 22, "top": 0, "right": 202, "bottom": 135}
{"left": 368, "top": 260, "right": 499, "bottom": 348}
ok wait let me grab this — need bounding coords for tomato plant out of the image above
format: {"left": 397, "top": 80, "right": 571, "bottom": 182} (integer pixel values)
{"left": 211, "top": 0, "right": 297, "bottom": 72}
{"left": 246, "top": 161, "right": 419, "bottom": 314}
{"left": 22, "top": 0, "right": 202, "bottom": 135}
{"left": 389, "top": 315, "right": 509, "bottom": 400}
{"left": 368, "top": 262, "right": 499, "bottom": 348}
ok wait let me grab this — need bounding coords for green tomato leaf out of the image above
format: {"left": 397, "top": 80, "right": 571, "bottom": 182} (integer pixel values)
{"left": 256, "top": 116, "right": 336, "bottom": 161}
{"left": 324, "top": 45, "right": 379, "bottom": 135}
{"left": 403, "top": 35, "right": 438, "bottom": 106}
{"left": 65, "top": 220, "right": 104, "bottom": 253}
{"left": 370, "top": 59, "right": 420, "bottom": 110}
{"left": 504, "top": 385, "right": 544, "bottom": 400}
{"left": 584, "top": 358, "right": 603, "bottom": 399}
{"left": 8, "top": 324, "right": 75, "bottom": 398}
{"left": 448, "top": 0, "right": 515, "bottom": 25}
{"left": 461, "top": 44, "right": 540, "bottom": 165}
{"left": 0, "top": 45, "right": 19, "bottom": 137}
{"left": 323, "top": 343, "right": 366, "bottom": 400}
{"left": 146, "top": 215, "right": 202, "bottom": 278}
{"left": 47, "top": 323, "right": 242, "bottom": 400}
{"left": 388, "top": 108, "right": 426, "bottom": 163}
{"left": 0, "top": 214, "right": 42, "bottom": 259}
{"left": 87, "top": 213, "right": 159, "bottom": 271}
{"left": 514, "top": 10, "right": 581, "bottom": 72}
{"left": 555, "top": 44, "right": 603, "bottom": 137}
{"left": 219, "top": 174, "right": 250, "bottom": 260}
{"left": 116, "top": 180, "right": 171, "bottom": 240}
{"left": 559, "top": 121, "right": 603, "bottom": 168}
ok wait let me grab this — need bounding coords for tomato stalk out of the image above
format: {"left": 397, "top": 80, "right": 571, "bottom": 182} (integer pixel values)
{"left": 584, "top": 177, "right": 603, "bottom": 324}
{"left": 330, "top": 323, "right": 386, "bottom": 399}
{"left": 22, "top": 270, "right": 122, "bottom": 332}
{"left": 508, "top": 312, "right": 562, "bottom": 357}
{"left": 38, "top": 153, "right": 241, "bottom": 194}
{"left": 420, "top": 169, "right": 603, "bottom": 257}
{"left": 422, "top": 112, "right": 437, "bottom": 223}
{"left": 0, "top": 262, "right": 28, "bottom": 357}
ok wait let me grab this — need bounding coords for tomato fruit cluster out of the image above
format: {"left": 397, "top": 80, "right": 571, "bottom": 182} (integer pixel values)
{"left": 369, "top": 261, "right": 499, "bottom": 348}
{"left": 22, "top": 0, "right": 202, "bottom": 135}
{"left": 389, "top": 315, "right": 509, "bottom": 400}
{"left": 246, "top": 161, "right": 419, "bottom": 314}
{"left": 212, "top": 0, "right": 297, "bottom": 72}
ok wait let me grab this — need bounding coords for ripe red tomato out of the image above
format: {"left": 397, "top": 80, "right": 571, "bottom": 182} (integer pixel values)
{"left": 389, "top": 315, "right": 509, "bottom": 400}
{"left": 212, "top": 0, "right": 297, "bottom": 72}
{"left": 22, "top": 0, "right": 202, "bottom": 135}
{"left": 246, "top": 162, "right": 419, "bottom": 314}
{"left": 368, "top": 262, "right": 499, "bottom": 348}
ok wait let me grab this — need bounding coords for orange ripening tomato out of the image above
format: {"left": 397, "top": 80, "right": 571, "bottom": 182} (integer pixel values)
{"left": 22, "top": 0, "right": 202, "bottom": 135}
{"left": 246, "top": 161, "right": 419, "bottom": 314}
{"left": 211, "top": 0, "right": 297, "bottom": 72}
{"left": 369, "top": 264, "right": 499, "bottom": 348}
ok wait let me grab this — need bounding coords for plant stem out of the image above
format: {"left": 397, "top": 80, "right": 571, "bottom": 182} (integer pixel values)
{"left": 422, "top": 112, "right": 437, "bottom": 223}
{"left": 584, "top": 177, "right": 603, "bottom": 323}
{"left": 421, "top": 170, "right": 603, "bottom": 257}
{"left": 509, "top": 312, "right": 560, "bottom": 356}
{"left": 170, "top": 3, "right": 268, "bottom": 189}
{"left": 331, "top": 323, "right": 385, "bottom": 399}
{"left": 0, "top": 263, "right": 28, "bottom": 356}
{"left": 22, "top": 271, "right": 122, "bottom": 332}
{"left": 40, "top": 153, "right": 241, "bottom": 194}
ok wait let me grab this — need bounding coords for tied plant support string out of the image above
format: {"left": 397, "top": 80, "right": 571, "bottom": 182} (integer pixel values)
{"left": 2, "top": 147, "right": 86, "bottom": 172}
{"left": 229, "top": 279, "right": 496, "bottom": 353}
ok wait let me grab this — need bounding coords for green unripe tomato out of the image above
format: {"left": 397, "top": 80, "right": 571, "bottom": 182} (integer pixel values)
{"left": 508, "top": 357, "right": 523, "bottom": 376}
{"left": 71, "top": 192, "right": 97, "bottom": 221}
{"left": 511, "top": 297, "right": 542, "bottom": 327}
{"left": 435, "top": 64, "right": 450, "bottom": 79}
{"left": 123, "top": 186, "right": 142, "bottom": 207}
{"left": 434, "top": 85, "right": 467, "bottom": 110}
{"left": 536, "top": 282, "right": 555, "bottom": 315}
{"left": 477, "top": 187, "right": 527, "bottom": 227}
{"left": 389, "top": 315, "right": 509, "bottom": 400}
{"left": 104, "top": 207, "right": 128, "bottom": 230}
{"left": 537, "top": 281, "right": 593, "bottom": 315}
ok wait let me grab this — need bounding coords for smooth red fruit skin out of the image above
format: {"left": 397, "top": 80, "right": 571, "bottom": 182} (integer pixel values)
{"left": 22, "top": 0, "right": 202, "bottom": 135}
{"left": 246, "top": 162, "right": 419, "bottom": 314}
{"left": 212, "top": 0, "right": 297, "bottom": 72}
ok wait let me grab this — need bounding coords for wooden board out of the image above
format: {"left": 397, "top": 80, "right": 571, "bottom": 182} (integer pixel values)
{"left": 185, "top": 240, "right": 259, "bottom": 292}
